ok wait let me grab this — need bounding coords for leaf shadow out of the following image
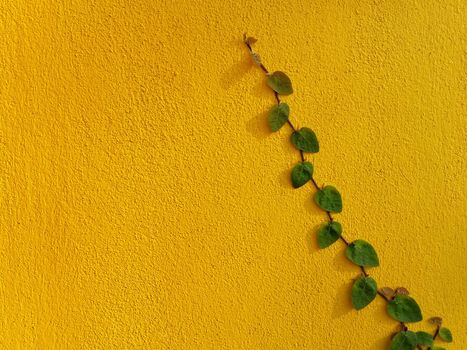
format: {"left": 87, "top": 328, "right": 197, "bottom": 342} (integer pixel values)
{"left": 252, "top": 78, "right": 272, "bottom": 99}
{"left": 368, "top": 308, "right": 400, "bottom": 349}
{"left": 220, "top": 58, "right": 253, "bottom": 90}
{"left": 332, "top": 245, "right": 357, "bottom": 273}
{"left": 303, "top": 192, "right": 322, "bottom": 218}
{"left": 219, "top": 38, "right": 254, "bottom": 90}
{"left": 368, "top": 335, "right": 392, "bottom": 350}
{"left": 277, "top": 167, "right": 292, "bottom": 189}
{"left": 245, "top": 110, "right": 270, "bottom": 140}
{"left": 331, "top": 279, "right": 353, "bottom": 318}
{"left": 305, "top": 222, "right": 322, "bottom": 254}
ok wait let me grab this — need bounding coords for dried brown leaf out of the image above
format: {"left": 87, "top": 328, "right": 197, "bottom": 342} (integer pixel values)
{"left": 428, "top": 316, "right": 443, "bottom": 326}
{"left": 395, "top": 287, "right": 410, "bottom": 295}
{"left": 379, "top": 287, "right": 395, "bottom": 298}
{"left": 245, "top": 37, "right": 257, "bottom": 45}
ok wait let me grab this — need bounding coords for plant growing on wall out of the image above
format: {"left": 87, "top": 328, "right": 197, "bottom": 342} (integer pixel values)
{"left": 243, "top": 34, "right": 453, "bottom": 350}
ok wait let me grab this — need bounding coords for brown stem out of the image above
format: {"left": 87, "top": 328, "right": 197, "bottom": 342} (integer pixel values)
{"left": 244, "top": 38, "right": 410, "bottom": 344}
{"left": 287, "top": 119, "right": 297, "bottom": 132}
{"left": 339, "top": 235, "right": 349, "bottom": 246}
{"left": 274, "top": 91, "right": 280, "bottom": 104}
{"left": 245, "top": 41, "right": 269, "bottom": 74}
{"left": 427, "top": 325, "right": 440, "bottom": 350}
{"left": 360, "top": 266, "right": 369, "bottom": 277}
{"left": 377, "top": 290, "right": 390, "bottom": 302}
{"left": 310, "top": 177, "right": 320, "bottom": 191}
{"left": 433, "top": 325, "right": 440, "bottom": 340}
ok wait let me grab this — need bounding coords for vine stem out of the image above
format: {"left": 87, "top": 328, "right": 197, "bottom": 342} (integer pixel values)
{"left": 244, "top": 35, "right": 456, "bottom": 350}
{"left": 244, "top": 36, "right": 399, "bottom": 314}
{"left": 427, "top": 325, "right": 440, "bottom": 350}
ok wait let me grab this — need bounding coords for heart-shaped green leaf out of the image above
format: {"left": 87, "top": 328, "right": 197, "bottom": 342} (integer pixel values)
{"left": 345, "top": 240, "right": 379, "bottom": 267}
{"left": 390, "top": 331, "right": 418, "bottom": 350}
{"left": 415, "top": 331, "right": 433, "bottom": 347}
{"left": 317, "top": 221, "right": 342, "bottom": 249}
{"left": 314, "top": 186, "right": 342, "bottom": 212}
{"left": 268, "top": 103, "right": 289, "bottom": 132}
{"left": 351, "top": 276, "right": 377, "bottom": 310}
{"left": 439, "top": 327, "right": 452, "bottom": 342}
{"left": 291, "top": 161, "right": 313, "bottom": 188}
{"left": 266, "top": 71, "right": 293, "bottom": 95}
{"left": 387, "top": 295, "right": 423, "bottom": 323}
{"left": 291, "top": 127, "right": 319, "bottom": 153}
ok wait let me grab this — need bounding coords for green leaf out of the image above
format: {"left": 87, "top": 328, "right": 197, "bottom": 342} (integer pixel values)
{"left": 291, "top": 161, "right": 313, "bottom": 188}
{"left": 314, "top": 186, "right": 342, "bottom": 213}
{"left": 439, "top": 327, "right": 452, "bottom": 342}
{"left": 345, "top": 240, "right": 379, "bottom": 267}
{"left": 268, "top": 103, "right": 289, "bottom": 132}
{"left": 432, "top": 347, "right": 446, "bottom": 350}
{"left": 266, "top": 71, "right": 293, "bottom": 95}
{"left": 291, "top": 127, "right": 319, "bottom": 153}
{"left": 351, "top": 276, "right": 377, "bottom": 310}
{"left": 416, "top": 331, "right": 433, "bottom": 347}
{"left": 317, "top": 221, "right": 342, "bottom": 249}
{"left": 387, "top": 295, "right": 423, "bottom": 323}
{"left": 390, "top": 331, "right": 418, "bottom": 350}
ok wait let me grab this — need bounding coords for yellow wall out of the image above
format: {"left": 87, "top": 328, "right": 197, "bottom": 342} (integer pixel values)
{"left": 0, "top": 0, "right": 465, "bottom": 349}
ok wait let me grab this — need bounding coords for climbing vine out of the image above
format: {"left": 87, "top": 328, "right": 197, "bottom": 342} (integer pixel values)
{"left": 243, "top": 34, "right": 453, "bottom": 350}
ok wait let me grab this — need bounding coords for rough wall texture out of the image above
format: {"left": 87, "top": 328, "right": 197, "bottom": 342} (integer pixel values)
{"left": 0, "top": 0, "right": 465, "bottom": 349}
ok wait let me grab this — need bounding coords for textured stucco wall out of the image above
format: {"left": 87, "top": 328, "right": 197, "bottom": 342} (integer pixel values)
{"left": 0, "top": 0, "right": 465, "bottom": 349}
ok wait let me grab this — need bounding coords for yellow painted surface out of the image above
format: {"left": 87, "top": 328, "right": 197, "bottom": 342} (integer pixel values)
{"left": 0, "top": 0, "right": 465, "bottom": 348}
